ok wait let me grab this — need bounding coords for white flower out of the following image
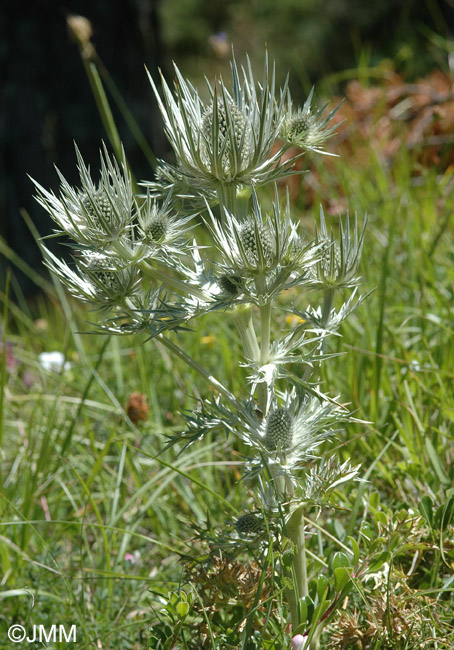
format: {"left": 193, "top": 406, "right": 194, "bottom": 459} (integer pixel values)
{"left": 39, "top": 351, "right": 71, "bottom": 373}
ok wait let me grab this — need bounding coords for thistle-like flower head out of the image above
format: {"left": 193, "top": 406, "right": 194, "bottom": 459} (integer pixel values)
{"left": 206, "top": 188, "right": 315, "bottom": 289}
{"left": 241, "top": 389, "right": 351, "bottom": 469}
{"left": 281, "top": 88, "right": 341, "bottom": 153}
{"left": 135, "top": 191, "right": 194, "bottom": 261}
{"left": 147, "top": 52, "right": 302, "bottom": 198}
{"left": 264, "top": 407, "right": 294, "bottom": 452}
{"left": 314, "top": 207, "right": 367, "bottom": 289}
{"left": 235, "top": 513, "right": 262, "bottom": 536}
{"left": 32, "top": 144, "right": 134, "bottom": 247}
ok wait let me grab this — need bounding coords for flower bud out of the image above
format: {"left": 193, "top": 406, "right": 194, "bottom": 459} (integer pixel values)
{"left": 235, "top": 513, "right": 262, "bottom": 535}
{"left": 219, "top": 273, "right": 244, "bottom": 296}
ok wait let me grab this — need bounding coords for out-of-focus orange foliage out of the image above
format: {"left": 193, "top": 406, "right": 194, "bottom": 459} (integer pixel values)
{"left": 282, "top": 66, "right": 454, "bottom": 211}
{"left": 333, "top": 68, "right": 454, "bottom": 169}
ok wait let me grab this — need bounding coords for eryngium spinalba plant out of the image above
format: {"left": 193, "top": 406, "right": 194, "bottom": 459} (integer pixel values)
{"left": 33, "top": 52, "right": 368, "bottom": 649}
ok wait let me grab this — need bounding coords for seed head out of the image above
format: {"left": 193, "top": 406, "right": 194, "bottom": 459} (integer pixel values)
{"left": 264, "top": 407, "right": 293, "bottom": 452}
{"left": 239, "top": 219, "right": 273, "bottom": 266}
{"left": 235, "top": 513, "right": 262, "bottom": 535}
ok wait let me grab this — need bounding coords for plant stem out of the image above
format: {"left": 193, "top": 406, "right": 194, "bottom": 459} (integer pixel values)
{"left": 157, "top": 334, "right": 240, "bottom": 412}
{"left": 321, "top": 287, "right": 335, "bottom": 329}
{"left": 138, "top": 261, "right": 207, "bottom": 301}
{"left": 286, "top": 505, "right": 309, "bottom": 629}
{"left": 255, "top": 275, "right": 272, "bottom": 414}
{"left": 216, "top": 183, "right": 238, "bottom": 218}
{"left": 233, "top": 306, "right": 260, "bottom": 361}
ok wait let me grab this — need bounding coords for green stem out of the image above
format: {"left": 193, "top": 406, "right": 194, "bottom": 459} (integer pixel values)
{"left": 216, "top": 183, "right": 238, "bottom": 217}
{"left": 157, "top": 334, "right": 239, "bottom": 411}
{"left": 321, "top": 287, "right": 335, "bottom": 329}
{"left": 255, "top": 275, "right": 272, "bottom": 414}
{"left": 233, "top": 306, "right": 260, "bottom": 361}
{"left": 137, "top": 261, "right": 207, "bottom": 301}
{"left": 286, "top": 505, "right": 309, "bottom": 629}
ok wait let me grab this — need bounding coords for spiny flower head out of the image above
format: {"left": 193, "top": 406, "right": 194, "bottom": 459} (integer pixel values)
{"left": 218, "top": 273, "right": 244, "bottom": 296}
{"left": 134, "top": 191, "right": 194, "bottom": 262}
{"left": 80, "top": 187, "right": 116, "bottom": 229}
{"left": 235, "top": 513, "right": 262, "bottom": 535}
{"left": 77, "top": 251, "right": 138, "bottom": 306}
{"left": 147, "top": 52, "right": 304, "bottom": 197}
{"left": 201, "top": 99, "right": 252, "bottom": 173}
{"left": 314, "top": 207, "right": 367, "bottom": 289}
{"left": 239, "top": 218, "right": 274, "bottom": 268}
{"left": 32, "top": 144, "right": 134, "bottom": 247}
{"left": 206, "top": 188, "right": 319, "bottom": 296}
{"left": 281, "top": 88, "right": 341, "bottom": 153}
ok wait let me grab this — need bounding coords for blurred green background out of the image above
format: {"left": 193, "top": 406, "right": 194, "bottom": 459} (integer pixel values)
{"left": 1, "top": 0, "right": 453, "bottom": 294}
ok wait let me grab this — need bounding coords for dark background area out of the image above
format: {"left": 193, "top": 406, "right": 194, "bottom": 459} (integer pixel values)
{"left": 1, "top": 0, "right": 453, "bottom": 296}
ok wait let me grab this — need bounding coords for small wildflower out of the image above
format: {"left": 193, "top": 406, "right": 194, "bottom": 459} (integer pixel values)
{"left": 39, "top": 351, "right": 71, "bottom": 373}
{"left": 292, "top": 634, "right": 309, "bottom": 650}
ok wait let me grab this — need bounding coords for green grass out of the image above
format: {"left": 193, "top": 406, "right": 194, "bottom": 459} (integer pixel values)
{"left": 1, "top": 126, "right": 454, "bottom": 648}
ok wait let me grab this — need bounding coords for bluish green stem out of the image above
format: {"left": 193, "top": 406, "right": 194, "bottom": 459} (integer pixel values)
{"left": 157, "top": 334, "right": 240, "bottom": 412}
{"left": 138, "top": 261, "right": 207, "bottom": 301}
{"left": 255, "top": 275, "right": 272, "bottom": 414}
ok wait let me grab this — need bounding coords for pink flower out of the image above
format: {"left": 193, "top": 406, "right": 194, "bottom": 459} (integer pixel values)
{"left": 292, "top": 634, "right": 309, "bottom": 650}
